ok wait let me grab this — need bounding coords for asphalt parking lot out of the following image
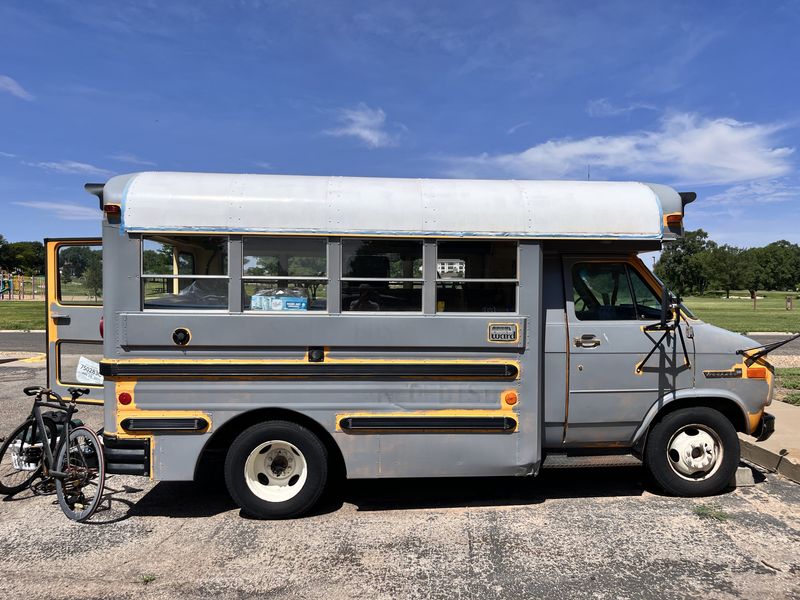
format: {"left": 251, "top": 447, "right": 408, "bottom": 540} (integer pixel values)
{"left": 0, "top": 343, "right": 799, "bottom": 599}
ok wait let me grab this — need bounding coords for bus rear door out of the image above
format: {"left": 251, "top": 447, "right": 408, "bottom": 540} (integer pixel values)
{"left": 45, "top": 238, "right": 104, "bottom": 404}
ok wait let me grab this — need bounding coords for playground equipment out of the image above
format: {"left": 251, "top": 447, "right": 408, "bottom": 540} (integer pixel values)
{"left": 0, "top": 273, "right": 45, "bottom": 300}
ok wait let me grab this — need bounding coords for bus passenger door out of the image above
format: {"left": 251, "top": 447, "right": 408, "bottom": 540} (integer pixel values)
{"left": 562, "top": 257, "right": 692, "bottom": 445}
{"left": 45, "top": 238, "right": 104, "bottom": 404}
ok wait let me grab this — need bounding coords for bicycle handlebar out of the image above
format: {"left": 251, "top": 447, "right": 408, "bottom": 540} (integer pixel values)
{"left": 22, "top": 386, "right": 89, "bottom": 407}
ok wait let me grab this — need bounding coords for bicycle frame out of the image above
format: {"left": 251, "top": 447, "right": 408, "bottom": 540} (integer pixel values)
{"left": 30, "top": 397, "right": 77, "bottom": 480}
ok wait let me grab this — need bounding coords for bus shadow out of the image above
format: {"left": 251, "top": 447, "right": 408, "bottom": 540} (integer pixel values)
{"left": 329, "top": 466, "right": 648, "bottom": 513}
{"left": 119, "top": 466, "right": 650, "bottom": 520}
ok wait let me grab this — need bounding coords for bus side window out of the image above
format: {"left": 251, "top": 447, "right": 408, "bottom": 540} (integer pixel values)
{"left": 242, "top": 237, "right": 328, "bottom": 312}
{"left": 142, "top": 235, "right": 229, "bottom": 310}
{"left": 341, "top": 239, "right": 423, "bottom": 312}
{"left": 435, "top": 241, "right": 518, "bottom": 313}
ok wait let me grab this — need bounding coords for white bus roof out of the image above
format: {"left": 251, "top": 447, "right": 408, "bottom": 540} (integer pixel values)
{"left": 102, "top": 172, "right": 685, "bottom": 240}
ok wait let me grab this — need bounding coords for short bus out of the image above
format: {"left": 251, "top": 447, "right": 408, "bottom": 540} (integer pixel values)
{"left": 45, "top": 172, "right": 775, "bottom": 518}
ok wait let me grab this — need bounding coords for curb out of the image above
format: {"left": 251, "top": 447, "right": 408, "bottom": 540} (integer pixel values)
{"left": 739, "top": 436, "right": 800, "bottom": 484}
{"left": 0, "top": 329, "right": 46, "bottom": 333}
{"left": 745, "top": 332, "right": 798, "bottom": 336}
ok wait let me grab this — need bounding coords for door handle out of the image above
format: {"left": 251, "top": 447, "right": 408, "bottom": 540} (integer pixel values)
{"left": 50, "top": 313, "right": 70, "bottom": 321}
{"left": 574, "top": 334, "right": 601, "bottom": 348}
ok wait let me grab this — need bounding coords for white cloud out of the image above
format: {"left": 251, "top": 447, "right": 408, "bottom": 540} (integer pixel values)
{"left": 506, "top": 121, "right": 531, "bottom": 135}
{"left": 444, "top": 113, "right": 794, "bottom": 186}
{"left": 0, "top": 151, "right": 16, "bottom": 158}
{"left": 253, "top": 161, "right": 273, "bottom": 170}
{"left": 109, "top": 152, "right": 156, "bottom": 167}
{"left": 13, "top": 201, "right": 98, "bottom": 221}
{"left": 586, "top": 98, "right": 656, "bottom": 117}
{"left": 701, "top": 179, "right": 800, "bottom": 208}
{"left": 23, "top": 160, "right": 113, "bottom": 177}
{"left": 0, "top": 75, "right": 34, "bottom": 101}
{"left": 324, "top": 103, "right": 398, "bottom": 148}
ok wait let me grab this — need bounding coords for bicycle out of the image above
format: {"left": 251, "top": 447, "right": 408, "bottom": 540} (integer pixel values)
{"left": 0, "top": 386, "right": 106, "bottom": 522}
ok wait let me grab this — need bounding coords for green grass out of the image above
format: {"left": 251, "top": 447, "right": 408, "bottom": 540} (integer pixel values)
{"left": 0, "top": 301, "right": 45, "bottom": 330}
{"left": 683, "top": 293, "right": 800, "bottom": 333}
{"left": 693, "top": 503, "right": 730, "bottom": 522}
{"left": 139, "top": 574, "right": 157, "bottom": 585}
{"left": 776, "top": 368, "right": 800, "bottom": 406}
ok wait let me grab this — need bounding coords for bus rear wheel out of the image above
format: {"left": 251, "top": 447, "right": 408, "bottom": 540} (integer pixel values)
{"left": 644, "top": 407, "right": 740, "bottom": 497}
{"left": 224, "top": 421, "right": 328, "bottom": 519}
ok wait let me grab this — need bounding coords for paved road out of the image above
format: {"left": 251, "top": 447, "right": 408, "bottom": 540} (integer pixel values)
{"left": 746, "top": 334, "right": 800, "bottom": 356}
{"left": 1, "top": 362, "right": 799, "bottom": 599}
{"left": 0, "top": 332, "right": 44, "bottom": 354}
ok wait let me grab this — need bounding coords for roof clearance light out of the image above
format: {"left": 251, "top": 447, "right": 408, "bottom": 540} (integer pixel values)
{"left": 104, "top": 204, "right": 121, "bottom": 215}
{"left": 665, "top": 214, "right": 682, "bottom": 226}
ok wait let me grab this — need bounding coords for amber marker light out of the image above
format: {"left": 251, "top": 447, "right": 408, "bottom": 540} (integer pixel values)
{"left": 746, "top": 366, "right": 767, "bottom": 379}
{"left": 104, "top": 204, "right": 121, "bottom": 215}
{"left": 118, "top": 392, "right": 132, "bottom": 405}
{"left": 665, "top": 213, "right": 682, "bottom": 226}
{"left": 503, "top": 390, "right": 518, "bottom": 406}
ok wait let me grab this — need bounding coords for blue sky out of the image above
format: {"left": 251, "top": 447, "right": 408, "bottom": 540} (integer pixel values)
{"left": 1, "top": 0, "right": 798, "bottom": 247}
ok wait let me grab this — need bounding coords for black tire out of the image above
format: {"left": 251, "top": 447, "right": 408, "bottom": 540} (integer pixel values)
{"left": 644, "top": 407, "right": 740, "bottom": 497}
{"left": 54, "top": 426, "right": 106, "bottom": 522}
{"left": 225, "top": 421, "right": 328, "bottom": 519}
{"left": 0, "top": 417, "right": 57, "bottom": 496}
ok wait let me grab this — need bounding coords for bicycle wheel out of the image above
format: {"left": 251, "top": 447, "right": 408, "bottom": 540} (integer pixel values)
{"left": 0, "top": 417, "right": 57, "bottom": 496}
{"left": 54, "top": 426, "right": 105, "bottom": 522}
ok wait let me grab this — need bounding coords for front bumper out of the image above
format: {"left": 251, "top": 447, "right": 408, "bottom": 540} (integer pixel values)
{"left": 753, "top": 412, "right": 775, "bottom": 443}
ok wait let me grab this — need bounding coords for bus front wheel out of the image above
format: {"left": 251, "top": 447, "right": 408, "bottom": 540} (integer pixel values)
{"left": 225, "top": 420, "right": 328, "bottom": 519}
{"left": 644, "top": 407, "right": 740, "bottom": 497}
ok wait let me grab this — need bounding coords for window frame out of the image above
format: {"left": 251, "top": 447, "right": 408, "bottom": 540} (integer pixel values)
{"left": 55, "top": 242, "right": 104, "bottom": 307}
{"left": 434, "top": 240, "right": 520, "bottom": 314}
{"left": 140, "top": 234, "right": 231, "bottom": 312}
{"left": 570, "top": 260, "right": 663, "bottom": 322}
{"left": 340, "top": 237, "right": 425, "bottom": 314}
{"left": 241, "top": 236, "right": 330, "bottom": 314}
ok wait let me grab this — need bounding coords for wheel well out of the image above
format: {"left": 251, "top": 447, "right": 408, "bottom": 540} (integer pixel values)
{"left": 193, "top": 408, "right": 346, "bottom": 482}
{"left": 651, "top": 397, "right": 748, "bottom": 433}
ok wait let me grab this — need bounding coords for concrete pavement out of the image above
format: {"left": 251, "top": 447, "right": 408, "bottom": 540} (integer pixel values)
{"left": 741, "top": 400, "right": 800, "bottom": 483}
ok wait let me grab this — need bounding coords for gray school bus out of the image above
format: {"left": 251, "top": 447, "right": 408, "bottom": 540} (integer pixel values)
{"left": 45, "top": 172, "right": 775, "bottom": 518}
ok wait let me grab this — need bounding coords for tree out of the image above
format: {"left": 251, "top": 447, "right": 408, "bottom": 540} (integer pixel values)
{"left": 740, "top": 247, "right": 768, "bottom": 303}
{"left": 702, "top": 245, "right": 743, "bottom": 298}
{"left": 58, "top": 245, "right": 94, "bottom": 282}
{"left": 757, "top": 240, "right": 800, "bottom": 291}
{"left": 83, "top": 251, "right": 103, "bottom": 299}
{"left": 0, "top": 234, "right": 7, "bottom": 272}
{"left": 654, "top": 229, "right": 715, "bottom": 297}
{"left": 1, "top": 241, "right": 45, "bottom": 275}
{"left": 142, "top": 248, "right": 173, "bottom": 274}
